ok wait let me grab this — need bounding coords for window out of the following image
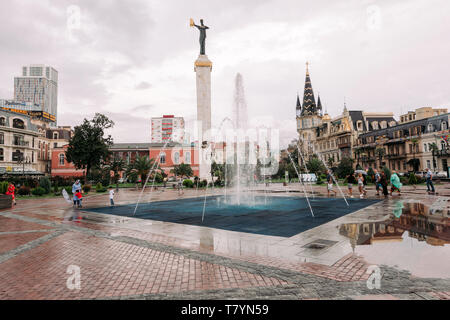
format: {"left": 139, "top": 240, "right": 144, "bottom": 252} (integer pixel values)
{"left": 0, "top": 148, "right": 3, "bottom": 161}
{"left": 54, "top": 142, "right": 57, "bottom": 148}
{"left": 12, "top": 150, "right": 22, "bottom": 162}
{"left": 441, "top": 121, "right": 448, "bottom": 131}
{"left": 424, "top": 144, "right": 427, "bottom": 152}
{"left": 174, "top": 152, "right": 180, "bottom": 164}
{"left": 53, "top": 132, "right": 58, "bottom": 139}
{"left": 185, "top": 151, "right": 191, "bottom": 164}
{"left": 0, "top": 133, "right": 3, "bottom": 145}
{"left": 371, "top": 121, "right": 378, "bottom": 130}
{"left": 380, "top": 121, "right": 387, "bottom": 129}
{"left": 12, "top": 118, "right": 25, "bottom": 129}
{"left": 160, "top": 152, "right": 166, "bottom": 164}
{"left": 0, "top": 117, "right": 5, "bottom": 126}
{"left": 427, "top": 160, "right": 431, "bottom": 169}
{"left": 428, "top": 123, "right": 434, "bottom": 132}
{"left": 59, "top": 154, "right": 65, "bottom": 166}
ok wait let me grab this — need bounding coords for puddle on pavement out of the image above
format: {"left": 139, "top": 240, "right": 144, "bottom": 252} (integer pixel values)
{"left": 338, "top": 199, "right": 450, "bottom": 278}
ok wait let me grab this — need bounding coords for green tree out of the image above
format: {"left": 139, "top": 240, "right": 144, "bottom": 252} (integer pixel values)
{"left": 409, "top": 138, "right": 419, "bottom": 171}
{"left": 306, "top": 156, "right": 325, "bottom": 175}
{"left": 430, "top": 142, "right": 439, "bottom": 171}
{"left": 65, "top": 113, "right": 114, "bottom": 177}
{"left": 211, "top": 162, "right": 225, "bottom": 183}
{"left": 336, "top": 157, "right": 354, "bottom": 179}
{"left": 126, "top": 155, "right": 158, "bottom": 187}
{"left": 375, "top": 147, "right": 385, "bottom": 169}
{"left": 106, "top": 157, "right": 125, "bottom": 190}
{"left": 171, "top": 163, "right": 193, "bottom": 179}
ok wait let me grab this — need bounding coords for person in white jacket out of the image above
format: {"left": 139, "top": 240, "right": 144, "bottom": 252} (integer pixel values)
{"left": 109, "top": 187, "right": 115, "bottom": 206}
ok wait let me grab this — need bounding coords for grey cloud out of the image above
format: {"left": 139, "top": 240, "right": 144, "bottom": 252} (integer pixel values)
{"left": 135, "top": 82, "right": 152, "bottom": 90}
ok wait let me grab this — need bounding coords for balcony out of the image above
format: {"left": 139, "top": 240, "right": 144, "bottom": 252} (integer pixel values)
{"left": 386, "top": 153, "right": 406, "bottom": 159}
{"left": 435, "top": 149, "right": 450, "bottom": 157}
{"left": 338, "top": 142, "right": 351, "bottom": 149}
{"left": 13, "top": 140, "right": 30, "bottom": 147}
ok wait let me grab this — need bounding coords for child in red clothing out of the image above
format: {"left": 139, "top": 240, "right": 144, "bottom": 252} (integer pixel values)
{"left": 74, "top": 190, "right": 83, "bottom": 208}
{"left": 6, "top": 183, "right": 16, "bottom": 206}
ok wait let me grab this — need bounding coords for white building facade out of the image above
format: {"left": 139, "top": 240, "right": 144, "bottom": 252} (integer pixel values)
{"left": 151, "top": 115, "right": 185, "bottom": 144}
{"left": 14, "top": 65, "right": 58, "bottom": 121}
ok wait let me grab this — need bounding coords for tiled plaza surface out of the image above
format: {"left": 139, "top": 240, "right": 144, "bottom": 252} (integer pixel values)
{"left": 0, "top": 183, "right": 449, "bottom": 300}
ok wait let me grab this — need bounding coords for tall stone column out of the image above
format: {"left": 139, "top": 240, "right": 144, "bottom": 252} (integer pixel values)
{"left": 195, "top": 54, "right": 212, "bottom": 180}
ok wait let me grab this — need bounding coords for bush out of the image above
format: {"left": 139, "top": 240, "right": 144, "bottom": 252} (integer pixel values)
{"left": 83, "top": 184, "right": 92, "bottom": 193}
{"left": 64, "top": 186, "right": 73, "bottom": 195}
{"left": 0, "top": 181, "right": 9, "bottom": 194}
{"left": 18, "top": 185, "right": 31, "bottom": 195}
{"left": 316, "top": 176, "right": 324, "bottom": 185}
{"left": 201, "top": 179, "right": 208, "bottom": 188}
{"left": 183, "top": 179, "right": 194, "bottom": 188}
{"left": 31, "top": 187, "right": 46, "bottom": 196}
{"left": 408, "top": 173, "right": 422, "bottom": 185}
{"left": 95, "top": 182, "right": 107, "bottom": 192}
{"left": 39, "top": 177, "right": 51, "bottom": 194}
{"left": 154, "top": 172, "right": 164, "bottom": 184}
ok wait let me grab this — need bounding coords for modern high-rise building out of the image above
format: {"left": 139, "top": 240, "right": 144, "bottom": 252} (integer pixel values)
{"left": 151, "top": 115, "right": 185, "bottom": 143}
{"left": 14, "top": 65, "right": 58, "bottom": 122}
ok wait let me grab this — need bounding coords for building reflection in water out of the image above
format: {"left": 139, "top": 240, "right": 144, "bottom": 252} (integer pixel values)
{"left": 339, "top": 201, "right": 450, "bottom": 251}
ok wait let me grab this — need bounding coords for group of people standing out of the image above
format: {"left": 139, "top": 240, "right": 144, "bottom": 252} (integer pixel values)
{"left": 326, "top": 167, "right": 437, "bottom": 198}
{"left": 326, "top": 169, "right": 404, "bottom": 199}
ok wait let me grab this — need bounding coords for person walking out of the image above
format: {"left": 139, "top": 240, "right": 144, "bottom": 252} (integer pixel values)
{"left": 357, "top": 173, "right": 366, "bottom": 198}
{"left": 326, "top": 170, "right": 337, "bottom": 197}
{"left": 380, "top": 171, "right": 389, "bottom": 198}
{"left": 425, "top": 168, "right": 435, "bottom": 194}
{"left": 390, "top": 170, "right": 402, "bottom": 196}
{"left": 109, "top": 187, "right": 115, "bottom": 206}
{"left": 346, "top": 172, "right": 356, "bottom": 198}
{"left": 6, "top": 183, "right": 16, "bottom": 206}
{"left": 374, "top": 169, "right": 381, "bottom": 196}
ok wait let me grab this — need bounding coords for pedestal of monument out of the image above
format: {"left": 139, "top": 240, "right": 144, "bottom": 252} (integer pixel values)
{"left": 195, "top": 54, "right": 212, "bottom": 181}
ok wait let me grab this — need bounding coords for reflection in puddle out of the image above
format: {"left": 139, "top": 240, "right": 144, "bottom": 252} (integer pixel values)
{"left": 339, "top": 200, "right": 450, "bottom": 278}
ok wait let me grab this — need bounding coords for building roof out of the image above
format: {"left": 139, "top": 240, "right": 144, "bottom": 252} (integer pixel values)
{"left": 300, "top": 63, "right": 318, "bottom": 116}
{"left": 110, "top": 142, "right": 193, "bottom": 150}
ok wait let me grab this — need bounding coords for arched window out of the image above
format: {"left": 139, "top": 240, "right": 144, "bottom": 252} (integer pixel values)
{"left": 185, "top": 151, "right": 191, "bottom": 164}
{"left": 441, "top": 121, "right": 447, "bottom": 131}
{"left": 174, "top": 152, "right": 180, "bottom": 164}
{"left": 53, "top": 132, "right": 58, "bottom": 139}
{"left": 371, "top": 121, "right": 378, "bottom": 130}
{"left": 59, "top": 153, "right": 65, "bottom": 166}
{"left": 160, "top": 152, "right": 166, "bottom": 164}
{"left": 380, "top": 121, "right": 387, "bottom": 129}
{"left": 0, "top": 148, "right": 3, "bottom": 161}
{"left": 428, "top": 123, "right": 434, "bottom": 132}
{"left": 12, "top": 118, "right": 25, "bottom": 129}
{"left": 0, "top": 117, "right": 5, "bottom": 126}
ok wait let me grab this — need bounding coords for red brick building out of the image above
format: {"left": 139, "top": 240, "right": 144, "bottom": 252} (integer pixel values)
{"left": 50, "top": 144, "right": 84, "bottom": 177}
{"left": 110, "top": 143, "right": 199, "bottom": 178}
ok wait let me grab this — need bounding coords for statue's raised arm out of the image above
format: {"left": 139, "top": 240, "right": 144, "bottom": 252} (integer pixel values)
{"left": 190, "top": 18, "right": 209, "bottom": 55}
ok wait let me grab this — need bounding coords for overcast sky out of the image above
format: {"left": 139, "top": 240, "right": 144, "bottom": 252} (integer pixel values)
{"left": 0, "top": 0, "right": 449, "bottom": 147}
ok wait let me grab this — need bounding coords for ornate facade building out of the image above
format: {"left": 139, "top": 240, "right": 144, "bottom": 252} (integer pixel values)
{"left": 296, "top": 64, "right": 395, "bottom": 167}
{"left": 356, "top": 112, "right": 450, "bottom": 173}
